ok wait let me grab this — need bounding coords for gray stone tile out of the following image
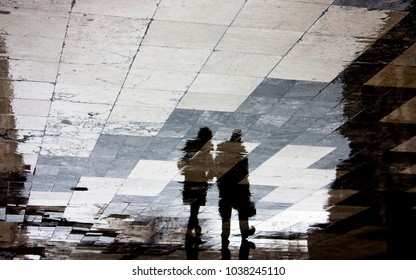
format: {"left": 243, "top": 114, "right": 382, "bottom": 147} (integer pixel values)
{"left": 251, "top": 78, "right": 296, "bottom": 99}
{"left": 294, "top": 101, "right": 338, "bottom": 118}
{"left": 105, "top": 157, "right": 139, "bottom": 178}
{"left": 236, "top": 96, "right": 277, "bottom": 114}
{"left": 268, "top": 99, "right": 307, "bottom": 116}
{"left": 283, "top": 80, "right": 328, "bottom": 100}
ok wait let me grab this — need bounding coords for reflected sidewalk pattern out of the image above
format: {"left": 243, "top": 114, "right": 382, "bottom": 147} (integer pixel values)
{"left": 1, "top": 0, "right": 416, "bottom": 259}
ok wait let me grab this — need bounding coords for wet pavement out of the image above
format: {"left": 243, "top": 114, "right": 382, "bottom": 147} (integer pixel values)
{"left": 0, "top": 0, "right": 416, "bottom": 260}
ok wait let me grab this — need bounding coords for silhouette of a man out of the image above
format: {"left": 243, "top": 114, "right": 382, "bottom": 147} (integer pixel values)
{"left": 215, "top": 129, "right": 256, "bottom": 259}
{"left": 177, "top": 127, "right": 214, "bottom": 259}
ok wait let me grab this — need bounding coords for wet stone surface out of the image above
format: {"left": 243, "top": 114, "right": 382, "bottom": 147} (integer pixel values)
{"left": 1, "top": 0, "right": 416, "bottom": 260}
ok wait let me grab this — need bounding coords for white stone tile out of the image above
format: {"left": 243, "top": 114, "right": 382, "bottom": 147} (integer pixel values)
{"left": 61, "top": 39, "right": 138, "bottom": 66}
{"left": 54, "top": 83, "right": 121, "bottom": 104}
{"left": 103, "top": 121, "right": 164, "bottom": 136}
{"left": 154, "top": 0, "right": 245, "bottom": 25}
{"left": 233, "top": 0, "right": 329, "bottom": 32}
{"left": 143, "top": 20, "right": 227, "bottom": 49}
{"left": 287, "top": 33, "right": 370, "bottom": 62}
{"left": 177, "top": 91, "right": 248, "bottom": 112}
{"left": 309, "top": 5, "right": 406, "bottom": 39}
{"left": 128, "top": 160, "right": 179, "bottom": 180}
{"left": 132, "top": 46, "right": 211, "bottom": 72}
{"left": 12, "top": 99, "right": 51, "bottom": 117}
{"left": 201, "top": 51, "right": 281, "bottom": 77}
{"left": 1, "top": 35, "right": 63, "bottom": 62}
{"left": 216, "top": 26, "right": 303, "bottom": 55}
{"left": 0, "top": 0, "right": 72, "bottom": 11}
{"left": 124, "top": 68, "right": 196, "bottom": 91}
{"left": 261, "top": 145, "right": 336, "bottom": 168}
{"left": 69, "top": 177, "right": 124, "bottom": 205}
{"left": 188, "top": 73, "right": 263, "bottom": 96}
{"left": 40, "top": 132, "right": 100, "bottom": 157}
{"left": 67, "top": 13, "right": 149, "bottom": 45}
{"left": 117, "top": 88, "right": 184, "bottom": 108}
{"left": 0, "top": 7, "right": 69, "bottom": 39}
{"left": 118, "top": 178, "right": 170, "bottom": 196}
{"left": 9, "top": 81, "right": 54, "bottom": 100}
{"left": 62, "top": 204, "right": 104, "bottom": 223}
{"left": 268, "top": 56, "right": 348, "bottom": 82}
{"left": 57, "top": 62, "right": 128, "bottom": 87}
{"left": 119, "top": 160, "right": 179, "bottom": 196}
{"left": 28, "top": 191, "right": 72, "bottom": 206}
{"left": 8, "top": 59, "right": 59, "bottom": 83}
{"left": 72, "top": 0, "right": 159, "bottom": 18}
{"left": 46, "top": 100, "right": 111, "bottom": 134}
{"left": 108, "top": 104, "right": 173, "bottom": 123}
{"left": 14, "top": 115, "right": 48, "bottom": 131}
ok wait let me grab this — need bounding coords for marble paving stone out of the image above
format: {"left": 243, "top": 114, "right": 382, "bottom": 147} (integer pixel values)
{"left": 309, "top": 6, "right": 407, "bottom": 39}
{"left": 216, "top": 26, "right": 303, "bottom": 55}
{"left": 117, "top": 89, "right": 183, "bottom": 108}
{"left": 66, "top": 13, "right": 149, "bottom": 45}
{"left": 188, "top": 73, "right": 263, "bottom": 96}
{"left": 40, "top": 132, "right": 100, "bottom": 157}
{"left": 201, "top": 51, "right": 281, "bottom": 77}
{"left": 71, "top": 0, "right": 159, "bottom": 19}
{"left": 5, "top": 81, "right": 54, "bottom": 100}
{"left": 143, "top": 20, "right": 227, "bottom": 49}
{"left": 46, "top": 101, "right": 111, "bottom": 134}
{"left": 12, "top": 99, "right": 51, "bottom": 117}
{"left": 268, "top": 56, "right": 349, "bottom": 82}
{"left": 5, "top": 59, "right": 59, "bottom": 83}
{"left": 0, "top": 7, "right": 69, "bottom": 40}
{"left": 53, "top": 83, "right": 121, "bottom": 105}
{"left": 1, "top": 35, "right": 63, "bottom": 62}
{"left": 177, "top": 92, "right": 249, "bottom": 112}
{"left": 118, "top": 160, "right": 179, "bottom": 196}
{"left": 124, "top": 68, "right": 196, "bottom": 91}
{"left": 132, "top": 46, "right": 211, "bottom": 72}
{"left": 61, "top": 39, "right": 138, "bottom": 66}
{"left": 233, "top": 0, "right": 330, "bottom": 32}
{"left": 28, "top": 191, "right": 72, "bottom": 207}
{"left": 14, "top": 115, "right": 47, "bottom": 131}
{"left": 57, "top": 63, "right": 128, "bottom": 88}
{"left": 154, "top": 0, "right": 245, "bottom": 25}
{"left": 0, "top": 0, "right": 72, "bottom": 11}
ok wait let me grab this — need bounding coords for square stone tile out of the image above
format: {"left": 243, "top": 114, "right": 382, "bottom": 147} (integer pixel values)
{"left": 28, "top": 191, "right": 72, "bottom": 206}
{"left": 233, "top": 0, "right": 329, "bottom": 32}
{"left": 154, "top": 0, "right": 245, "bottom": 25}
{"left": 6, "top": 81, "right": 54, "bottom": 100}
{"left": 57, "top": 63, "right": 128, "bottom": 88}
{"left": 391, "top": 136, "right": 416, "bottom": 152}
{"left": 0, "top": 7, "right": 69, "bottom": 39}
{"left": 188, "top": 73, "right": 263, "bottom": 96}
{"left": 54, "top": 83, "right": 120, "bottom": 104}
{"left": 143, "top": 20, "right": 227, "bottom": 49}
{"left": 132, "top": 46, "right": 211, "bottom": 72}
{"left": 268, "top": 56, "right": 348, "bottom": 82}
{"left": 380, "top": 96, "right": 416, "bottom": 124}
{"left": 124, "top": 68, "right": 196, "bottom": 91}
{"left": 67, "top": 13, "right": 149, "bottom": 45}
{"left": 61, "top": 39, "right": 138, "bottom": 66}
{"left": 201, "top": 51, "right": 281, "bottom": 77}
{"left": 3, "top": 35, "right": 63, "bottom": 62}
{"left": 309, "top": 5, "right": 407, "bottom": 39}
{"left": 12, "top": 99, "right": 51, "bottom": 117}
{"left": 72, "top": 0, "right": 159, "bottom": 18}
{"left": 177, "top": 92, "right": 249, "bottom": 112}
{"left": 117, "top": 89, "right": 183, "bottom": 109}
{"left": 216, "top": 26, "right": 303, "bottom": 55}
{"left": 5, "top": 59, "right": 59, "bottom": 83}
{"left": 40, "top": 132, "right": 100, "bottom": 157}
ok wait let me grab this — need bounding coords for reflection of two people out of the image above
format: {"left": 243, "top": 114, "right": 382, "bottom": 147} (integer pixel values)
{"left": 178, "top": 128, "right": 256, "bottom": 260}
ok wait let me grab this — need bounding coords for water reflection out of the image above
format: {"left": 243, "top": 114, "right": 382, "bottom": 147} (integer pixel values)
{"left": 215, "top": 129, "right": 256, "bottom": 260}
{"left": 178, "top": 127, "right": 214, "bottom": 259}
